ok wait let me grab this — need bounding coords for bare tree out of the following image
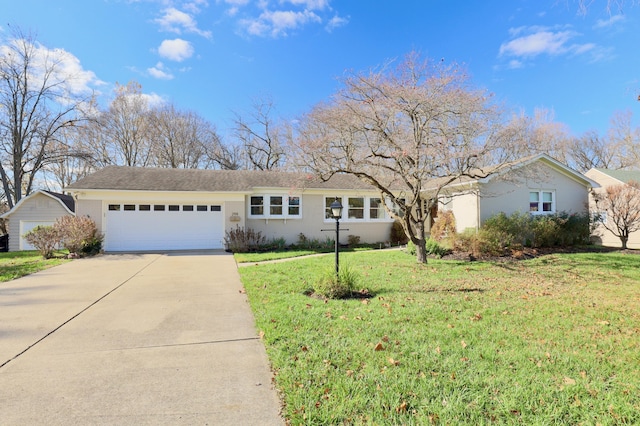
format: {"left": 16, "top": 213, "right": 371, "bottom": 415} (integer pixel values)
{"left": 567, "top": 130, "right": 618, "bottom": 172}
{"left": 293, "top": 52, "right": 521, "bottom": 263}
{"left": 0, "top": 29, "right": 91, "bottom": 207}
{"left": 148, "top": 103, "right": 220, "bottom": 169}
{"left": 593, "top": 181, "right": 640, "bottom": 249}
{"left": 99, "top": 81, "right": 154, "bottom": 167}
{"left": 232, "top": 96, "right": 288, "bottom": 170}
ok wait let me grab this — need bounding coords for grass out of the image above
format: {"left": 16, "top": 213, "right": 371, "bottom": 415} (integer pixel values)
{"left": 0, "top": 251, "right": 70, "bottom": 282}
{"left": 239, "top": 250, "right": 640, "bottom": 425}
{"left": 234, "top": 245, "right": 378, "bottom": 264}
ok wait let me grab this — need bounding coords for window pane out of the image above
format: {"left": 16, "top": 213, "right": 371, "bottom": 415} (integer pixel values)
{"left": 211, "top": 205, "right": 221, "bottom": 212}
{"left": 168, "top": 205, "right": 180, "bottom": 211}
{"left": 183, "top": 205, "right": 194, "bottom": 211}
{"left": 529, "top": 192, "right": 539, "bottom": 202}
{"left": 123, "top": 204, "right": 135, "bottom": 211}
{"left": 270, "top": 196, "right": 283, "bottom": 215}
{"left": 197, "top": 205, "right": 207, "bottom": 212}
{"left": 542, "top": 192, "right": 553, "bottom": 202}
{"left": 139, "top": 204, "right": 151, "bottom": 211}
{"left": 250, "top": 196, "right": 264, "bottom": 216}
{"left": 370, "top": 198, "right": 383, "bottom": 219}
{"left": 108, "top": 204, "right": 120, "bottom": 211}
{"left": 154, "top": 205, "right": 165, "bottom": 211}
{"left": 288, "top": 196, "right": 300, "bottom": 215}
{"left": 348, "top": 197, "right": 364, "bottom": 219}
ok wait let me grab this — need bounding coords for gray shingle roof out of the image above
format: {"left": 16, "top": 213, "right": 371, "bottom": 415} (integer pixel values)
{"left": 43, "top": 190, "right": 75, "bottom": 212}
{"left": 65, "top": 166, "right": 377, "bottom": 192}
{"left": 594, "top": 168, "right": 640, "bottom": 184}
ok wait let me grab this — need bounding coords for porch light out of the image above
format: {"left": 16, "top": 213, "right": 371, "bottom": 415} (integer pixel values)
{"left": 330, "top": 197, "right": 343, "bottom": 219}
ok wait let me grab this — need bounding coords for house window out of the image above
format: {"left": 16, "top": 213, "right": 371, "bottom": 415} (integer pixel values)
{"left": 123, "top": 204, "right": 136, "bottom": 211}
{"left": 348, "top": 197, "right": 365, "bottom": 219}
{"left": 168, "top": 205, "right": 180, "bottom": 211}
{"left": 108, "top": 204, "right": 120, "bottom": 211}
{"left": 249, "top": 195, "right": 301, "bottom": 218}
{"left": 325, "top": 197, "right": 343, "bottom": 219}
{"left": 250, "top": 196, "right": 264, "bottom": 216}
{"left": 211, "top": 205, "right": 221, "bottom": 212}
{"left": 139, "top": 204, "right": 151, "bottom": 211}
{"left": 183, "top": 205, "right": 194, "bottom": 211}
{"left": 196, "top": 205, "right": 207, "bottom": 212}
{"left": 270, "top": 196, "right": 283, "bottom": 215}
{"left": 288, "top": 196, "right": 300, "bottom": 216}
{"left": 154, "top": 205, "right": 165, "bottom": 211}
{"left": 369, "top": 198, "right": 384, "bottom": 219}
{"left": 529, "top": 191, "right": 555, "bottom": 214}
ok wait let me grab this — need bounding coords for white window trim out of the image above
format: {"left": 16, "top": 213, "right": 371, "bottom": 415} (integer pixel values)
{"left": 324, "top": 196, "right": 390, "bottom": 222}
{"left": 248, "top": 194, "right": 302, "bottom": 219}
{"left": 529, "top": 190, "right": 556, "bottom": 215}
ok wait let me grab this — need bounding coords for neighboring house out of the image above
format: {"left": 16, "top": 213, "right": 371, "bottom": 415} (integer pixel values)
{"left": 65, "top": 167, "right": 395, "bottom": 252}
{"left": 584, "top": 168, "right": 640, "bottom": 249}
{"left": 431, "top": 154, "right": 599, "bottom": 232}
{"left": 0, "top": 190, "right": 75, "bottom": 252}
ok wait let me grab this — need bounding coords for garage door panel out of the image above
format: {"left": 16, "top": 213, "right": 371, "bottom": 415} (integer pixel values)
{"left": 105, "top": 206, "right": 224, "bottom": 251}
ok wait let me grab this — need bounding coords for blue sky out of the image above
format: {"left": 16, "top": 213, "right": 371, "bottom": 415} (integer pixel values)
{"left": 3, "top": 0, "right": 639, "bottom": 139}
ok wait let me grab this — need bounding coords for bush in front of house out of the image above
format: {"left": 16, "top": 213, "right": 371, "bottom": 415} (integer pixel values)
{"left": 406, "top": 238, "right": 451, "bottom": 258}
{"left": 453, "top": 211, "right": 593, "bottom": 256}
{"left": 55, "top": 216, "right": 103, "bottom": 256}
{"left": 23, "top": 216, "right": 103, "bottom": 259}
{"left": 224, "top": 226, "right": 266, "bottom": 252}
{"left": 389, "top": 220, "right": 409, "bottom": 245}
{"left": 23, "top": 225, "right": 62, "bottom": 259}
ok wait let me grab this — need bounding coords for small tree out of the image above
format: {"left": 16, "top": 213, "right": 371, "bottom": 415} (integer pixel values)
{"left": 594, "top": 181, "right": 640, "bottom": 249}
{"left": 55, "top": 215, "right": 102, "bottom": 256}
{"left": 23, "top": 225, "right": 62, "bottom": 259}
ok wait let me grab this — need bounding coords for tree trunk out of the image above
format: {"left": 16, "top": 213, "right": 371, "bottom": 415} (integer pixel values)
{"left": 621, "top": 237, "right": 628, "bottom": 250}
{"left": 415, "top": 238, "right": 428, "bottom": 263}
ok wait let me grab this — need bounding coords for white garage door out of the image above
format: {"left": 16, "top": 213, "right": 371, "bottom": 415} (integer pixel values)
{"left": 104, "top": 203, "right": 224, "bottom": 251}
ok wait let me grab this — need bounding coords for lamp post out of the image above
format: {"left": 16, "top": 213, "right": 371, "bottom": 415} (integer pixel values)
{"left": 329, "top": 197, "right": 343, "bottom": 278}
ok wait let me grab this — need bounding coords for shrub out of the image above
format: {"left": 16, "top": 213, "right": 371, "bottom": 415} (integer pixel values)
{"left": 224, "top": 226, "right": 266, "bottom": 252}
{"left": 296, "top": 233, "right": 334, "bottom": 250}
{"left": 55, "top": 216, "right": 103, "bottom": 256}
{"left": 262, "top": 237, "right": 287, "bottom": 251}
{"left": 405, "top": 239, "right": 450, "bottom": 258}
{"left": 347, "top": 235, "right": 361, "bottom": 246}
{"left": 425, "top": 238, "right": 450, "bottom": 258}
{"left": 314, "top": 264, "right": 359, "bottom": 299}
{"left": 431, "top": 210, "right": 456, "bottom": 241}
{"left": 389, "top": 220, "right": 409, "bottom": 245}
{"left": 23, "top": 225, "right": 62, "bottom": 259}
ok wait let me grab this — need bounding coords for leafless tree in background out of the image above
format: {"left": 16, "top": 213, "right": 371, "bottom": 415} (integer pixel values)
{"left": 293, "top": 52, "right": 524, "bottom": 263}
{"left": 148, "top": 103, "right": 219, "bottom": 169}
{"left": 0, "top": 29, "right": 91, "bottom": 207}
{"left": 232, "top": 96, "right": 289, "bottom": 170}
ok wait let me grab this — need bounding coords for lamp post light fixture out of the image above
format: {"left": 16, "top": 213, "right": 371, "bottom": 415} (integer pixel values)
{"left": 329, "top": 197, "right": 343, "bottom": 277}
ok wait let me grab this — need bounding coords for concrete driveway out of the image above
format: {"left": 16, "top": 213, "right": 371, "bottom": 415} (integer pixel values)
{"left": 0, "top": 252, "right": 283, "bottom": 425}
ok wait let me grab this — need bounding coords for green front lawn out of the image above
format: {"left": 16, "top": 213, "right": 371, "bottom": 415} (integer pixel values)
{"left": 0, "top": 251, "right": 70, "bottom": 282}
{"left": 239, "top": 250, "right": 640, "bottom": 425}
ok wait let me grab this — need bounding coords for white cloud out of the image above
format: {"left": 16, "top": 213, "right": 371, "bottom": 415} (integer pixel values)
{"left": 155, "top": 7, "right": 212, "bottom": 38}
{"left": 499, "top": 26, "right": 594, "bottom": 59}
{"left": 285, "top": 0, "right": 330, "bottom": 10}
{"left": 594, "top": 14, "right": 625, "bottom": 29}
{"left": 1, "top": 39, "right": 104, "bottom": 98}
{"left": 158, "top": 38, "right": 194, "bottom": 62}
{"left": 147, "top": 62, "right": 174, "bottom": 80}
{"left": 241, "top": 9, "right": 321, "bottom": 37}
{"left": 325, "top": 14, "right": 349, "bottom": 32}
